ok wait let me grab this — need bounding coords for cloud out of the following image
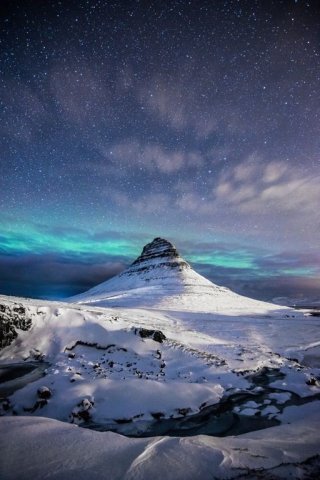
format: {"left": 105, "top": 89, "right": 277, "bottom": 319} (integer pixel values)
{"left": 188, "top": 255, "right": 320, "bottom": 303}
{"left": 139, "top": 76, "right": 221, "bottom": 138}
{"left": 214, "top": 157, "right": 320, "bottom": 217}
{"left": 99, "top": 139, "right": 204, "bottom": 174}
{"left": 0, "top": 253, "right": 126, "bottom": 299}
{"left": 167, "top": 154, "right": 320, "bottom": 252}
{"left": 263, "top": 161, "right": 288, "bottom": 183}
{"left": 108, "top": 189, "right": 171, "bottom": 215}
{"left": 255, "top": 251, "right": 320, "bottom": 277}
{"left": 171, "top": 153, "right": 320, "bottom": 224}
{"left": 235, "top": 276, "right": 320, "bottom": 304}
{"left": 92, "top": 149, "right": 319, "bottom": 249}
{"left": 189, "top": 248, "right": 320, "bottom": 303}
{"left": 176, "top": 192, "right": 213, "bottom": 216}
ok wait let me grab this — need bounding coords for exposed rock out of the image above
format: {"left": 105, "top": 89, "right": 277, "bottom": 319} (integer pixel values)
{"left": 115, "top": 417, "right": 133, "bottom": 424}
{"left": 128, "top": 237, "right": 190, "bottom": 274}
{"left": 153, "top": 331, "right": 166, "bottom": 343}
{"left": 0, "top": 398, "right": 11, "bottom": 415}
{"left": 24, "top": 399, "right": 48, "bottom": 413}
{"left": 306, "top": 376, "right": 320, "bottom": 387}
{"left": 71, "top": 398, "right": 94, "bottom": 424}
{"left": 151, "top": 411, "right": 165, "bottom": 420}
{"left": 176, "top": 407, "right": 192, "bottom": 416}
{"left": 199, "top": 402, "right": 207, "bottom": 410}
{"left": 70, "top": 372, "right": 82, "bottom": 383}
{"left": 65, "top": 341, "right": 116, "bottom": 351}
{"left": 135, "top": 327, "right": 166, "bottom": 343}
{"left": 29, "top": 348, "right": 45, "bottom": 361}
{"left": 37, "top": 386, "right": 52, "bottom": 399}
{"left": 0, "top": 303, "right": 32, "bottom": 349}
{"left": 12, "top": 306, "right": 26, "bottom": 315}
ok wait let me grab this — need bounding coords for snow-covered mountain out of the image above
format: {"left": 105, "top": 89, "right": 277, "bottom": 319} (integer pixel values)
{"left": 70, "top": 237, "right": 294, "bottom": 316}
{"left": 1, "top": 238, "right": 319, "bottom": 479}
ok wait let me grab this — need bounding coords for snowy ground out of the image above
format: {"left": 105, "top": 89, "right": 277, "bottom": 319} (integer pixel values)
{"left": 0, "top": 294, "right": 320, "bottom": 479}
{"left": 1, "top": 407, "right": 320, "bottom": 480}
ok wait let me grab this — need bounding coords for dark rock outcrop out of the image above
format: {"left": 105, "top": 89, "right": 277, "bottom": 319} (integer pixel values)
{"left": 0, "top": 303, "right": 32, "bottom": 349}
{"left": 134, "top": 327, "right": 166, "bottom": 343}
{"left": 37, "top": 386, "right": 52, "bottom": 399}
{"left": 120, "top": 237, "right": 190, "bottom": 277}
{"left": 71, "top": 398, "right": 94, "bottom": 423}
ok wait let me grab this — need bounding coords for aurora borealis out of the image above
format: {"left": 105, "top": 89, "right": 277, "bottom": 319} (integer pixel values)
{"left": 1, "top": 1, "right": 319, "bottom": 302}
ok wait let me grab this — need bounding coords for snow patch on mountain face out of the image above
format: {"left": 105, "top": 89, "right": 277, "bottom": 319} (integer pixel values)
{"left": 70, "top": 237, "right": 297, "bottom": 316}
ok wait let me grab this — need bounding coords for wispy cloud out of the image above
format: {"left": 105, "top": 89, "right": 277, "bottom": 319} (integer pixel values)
{"left": 99, "top": 139, "right": 204, "bottom": 174}
{"left": 109, "top": 190, "right": 171, "bottom": 215}
{"left": 94, "top": 149, "right": 319, "bottom": 247}
{"left": 214, "top": 157, "right": 320, "bottom": 216}
{"left": 170, "top": 154, "right": 320, "bottom": 247}
{"left": 139, "top": 75, "right": 221, "bottom": 138}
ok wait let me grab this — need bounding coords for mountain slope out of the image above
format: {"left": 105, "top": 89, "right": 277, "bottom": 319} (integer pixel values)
{"left": 70, "top": 237, "right": 295, "bottom": 316}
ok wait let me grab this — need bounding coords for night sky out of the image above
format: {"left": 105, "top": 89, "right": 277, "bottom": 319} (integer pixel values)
{"left": 1, "top": 0, "right": 319, "bottom": 303}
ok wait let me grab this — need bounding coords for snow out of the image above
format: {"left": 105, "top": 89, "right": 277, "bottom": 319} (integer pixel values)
{"left": 268, "top": 392, "right": 292, "bottom": 404}
{"left": 1, "top": 292, "right": 319, "bottom": 478}
{"left": 261, "top": 405, "right": 280, "bottom": 417}
{"left": 0, "top": 239, "right": 319, "bottom": 478}
{"left": 1, "top": 410, "right": 320, "bottom": 480}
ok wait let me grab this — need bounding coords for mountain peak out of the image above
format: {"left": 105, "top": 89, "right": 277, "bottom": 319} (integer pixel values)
{"left": 132, "top": 237, "right": 180, "bottom": 265}
{"left": 125, "top": 237, "right": 189, "bottom": 275}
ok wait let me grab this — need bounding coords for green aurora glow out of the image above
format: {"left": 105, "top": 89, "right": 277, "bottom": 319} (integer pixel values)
{"left": 188, "top": 252, "right": 257, "bottom": 270}
{"left": 1, "top": 224, "right": 317, "bottom": 281}
{"left": 0, "top": 226, "right": 137, "bottom": 257}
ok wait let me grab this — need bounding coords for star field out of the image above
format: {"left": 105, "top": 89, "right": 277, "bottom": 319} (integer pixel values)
{"left": 0, "top": 0, "right": 319, "bottom": 302}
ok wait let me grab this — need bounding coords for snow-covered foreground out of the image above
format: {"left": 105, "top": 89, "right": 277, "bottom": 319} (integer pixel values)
{"left": 0, "top": 293, "right": 320, "bottom": 478}
{"left": 1, "top": 406, "right": 320, "bottom": 480}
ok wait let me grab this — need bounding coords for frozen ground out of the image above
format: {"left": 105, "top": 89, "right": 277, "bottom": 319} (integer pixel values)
{"left": 0, "top": 293, "right": 319, "bottom": 479}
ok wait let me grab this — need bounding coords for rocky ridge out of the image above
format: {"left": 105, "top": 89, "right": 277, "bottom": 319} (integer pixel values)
{"left": 120, "top": 237, "right": 190, "bottom": 276}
